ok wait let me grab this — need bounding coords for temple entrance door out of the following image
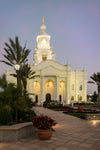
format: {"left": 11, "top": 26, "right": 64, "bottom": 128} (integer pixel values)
{"left": 59, "top": 95, "right": 62, "bottom": 102}
{"left": 35, "top": 95, "right": 38, "bottom": 103}
{"left": 46, "top": 93, "right": 51, "bottom": 102}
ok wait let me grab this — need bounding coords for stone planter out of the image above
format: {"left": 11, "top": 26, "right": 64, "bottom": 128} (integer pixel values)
{"left": 78, "top": 104, "right": 84, "bottom": 112}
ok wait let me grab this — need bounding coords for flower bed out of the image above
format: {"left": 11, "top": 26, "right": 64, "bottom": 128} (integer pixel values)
{"left": 46, "top": 106, "right": 73, "bottom": 111}
{"left": 63, "top": 112, "right": 100, "bottom": 120}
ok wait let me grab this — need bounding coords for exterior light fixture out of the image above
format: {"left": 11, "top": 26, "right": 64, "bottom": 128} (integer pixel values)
{"left": 14, "top": 64, "right": 20, "bottom": 70}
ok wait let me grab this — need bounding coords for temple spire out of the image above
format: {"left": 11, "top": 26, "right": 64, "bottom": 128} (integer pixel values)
{"left": 40, "top": 16, "right": 46, "bottom": 33}
{"left": 42, "top": 16, "right": 44, "bottom": 24}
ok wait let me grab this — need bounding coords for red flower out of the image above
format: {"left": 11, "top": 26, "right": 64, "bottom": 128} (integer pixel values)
{"left": 32, "top": 115, "right": 57, "bottom": 129}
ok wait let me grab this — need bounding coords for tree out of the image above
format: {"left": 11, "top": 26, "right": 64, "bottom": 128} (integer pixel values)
{"left": 0, "top": 36, "right": 30, "bottom": 67}
{"left": 0, "top": 36, "right": 30, "bottom": 84}
{"left": 21, "top": 64, "right": 37, "bottom": 93}
{"left": 92, "top": 91, "right": 97, "bottom": 102}
{"left": 88, "top": 72, "right": 100, "bottom": 104}
{"left": 0, "top": 75, "right": 34, "bottom": 124}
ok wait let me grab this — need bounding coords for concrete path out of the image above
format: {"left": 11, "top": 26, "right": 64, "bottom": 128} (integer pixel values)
{"left": 0, "top": 106, "right": 100, "bottom": 150}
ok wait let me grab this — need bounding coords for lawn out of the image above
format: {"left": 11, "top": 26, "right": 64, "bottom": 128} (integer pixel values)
{"left": 63, "top": 112, "right": 86, "bottom": 119}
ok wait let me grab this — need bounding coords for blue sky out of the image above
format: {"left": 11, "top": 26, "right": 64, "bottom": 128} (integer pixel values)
{"left": 0, "top": 0, "right": 100, "bottom": 94}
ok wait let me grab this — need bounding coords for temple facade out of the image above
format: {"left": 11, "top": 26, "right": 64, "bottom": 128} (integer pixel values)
{"left": 6, "top": 17, "right": 87, "bottom": 105}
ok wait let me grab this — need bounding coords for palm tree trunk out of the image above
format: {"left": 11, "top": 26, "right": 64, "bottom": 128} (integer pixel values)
{"left": 98, "top": 85, "right": 100, "bottom": 105}
{"left": 18, "top": 70, "right": 21, "bottom": 85}
{"left": 22, "top": 79, "right": 27, "bottom": 95}
{"left": 15, "top": 108, "right": 17, "bottom": 123}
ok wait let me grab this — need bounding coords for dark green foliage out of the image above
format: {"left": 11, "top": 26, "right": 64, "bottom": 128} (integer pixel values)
{"left": 0, "top": 74, "right": 7, "bottom": 89}
{"left": 0, "top": 36, "right": 37, "bottom": 124}
{"left": 17, "top": 110, "right": 36, "bottom": 122}
{"left": 20, "top": 64, "right": 37, "bottom": 93}
{"left": 90, "top": 72, "right": 100, "bottom": 84}
{"left": 0, "top": 106, "right": 12, "bottom": 125}
{"left": 43, "top": 100, "right": 62, "bottom": 107}
{"left": 0, "top": 75, "right": 35, "bottom": 125}
{"left": 89, "top": 72, "right": 100, "bottom": 104}
{"left": 63, "top": 112, "right": 86, "bottom": 119}
{"left": 92, "top": 91, "right": 97, "bottom": 102}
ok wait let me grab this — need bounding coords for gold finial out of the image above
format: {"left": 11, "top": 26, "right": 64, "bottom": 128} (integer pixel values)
{"left": 42, "top": 16, "right": 44, "bottom": 24}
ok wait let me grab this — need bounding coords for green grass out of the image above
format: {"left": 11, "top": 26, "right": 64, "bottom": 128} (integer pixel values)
{"left": 63, "top": 112, "right": 86, "bottom": 119}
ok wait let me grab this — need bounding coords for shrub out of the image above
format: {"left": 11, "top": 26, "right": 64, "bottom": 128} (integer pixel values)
{"left": 0, "top": 105, "right": 12, "bottom": 125}
{"left": 43, "top": 100, "right": 62, "bottom": 107}
{"left": 32, "top": 115, "right": 57, "bottom": 130}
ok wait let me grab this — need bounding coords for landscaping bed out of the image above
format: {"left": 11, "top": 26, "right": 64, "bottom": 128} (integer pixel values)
{"left": 46, "top": 105, "right": 74, "bottom": 111}
{"left": 63, "top": 111, "right": 100, "bottom": 120}
{"left": 0, "top": 109, "right": 36, "bottom": 125}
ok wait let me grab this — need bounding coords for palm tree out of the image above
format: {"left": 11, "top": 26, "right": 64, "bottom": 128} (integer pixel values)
{"left": 88, "top": 72, "right": 100, "bottom": 104}
{"left": 0, "top": 36, "right": 30, "bottom": 84}
{"left": 1, "top": 36, "right": 30, "bottom": 67}
{"left": 10, "top": 64, "right": 37, "bottom": 94}
{"left": 21, "top": 64, "right": 36, "bottom": 93}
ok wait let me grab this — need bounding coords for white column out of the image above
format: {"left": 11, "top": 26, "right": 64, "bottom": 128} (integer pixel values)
{"left": 56, "top": 76, "right": 60, "bottom": 101}
{"left": 41, "top": 76, "right": 45, "bottom": 102}
{"left": 75, "top": 69, "right": 78, "bottom": 101}
{"left": 66, "top": 71, "right": 71, "bottom": 104}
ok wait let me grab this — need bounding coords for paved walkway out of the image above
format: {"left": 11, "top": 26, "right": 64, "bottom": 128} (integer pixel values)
{"left": 0, "top": 107, "right": 100, "bottom": 150}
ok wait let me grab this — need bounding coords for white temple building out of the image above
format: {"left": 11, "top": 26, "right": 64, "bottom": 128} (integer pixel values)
{"left": 6, "top": 17, "right": 87, "bottom": 105}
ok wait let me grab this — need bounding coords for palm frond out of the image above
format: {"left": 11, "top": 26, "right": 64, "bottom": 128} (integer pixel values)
{"left": 0, "top": 60, "right": 13, "bottom": 66}
{"left": 10, "top": 73, "right": 17, "bottom": 77}
{"left": 3, "top": 54, "right": 14, "bottom": 64}
{"left": 88, "top": 81, "right": 95, "bottom": 84}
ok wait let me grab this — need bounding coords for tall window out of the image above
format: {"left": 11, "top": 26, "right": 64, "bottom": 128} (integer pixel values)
{"left": 71, "top": 96, "right": 74, "bottom": 101}
{"left": 42, "top": 55, "right": 47, "bottom": 61}
{"left": 72, "top": 84, "right": 74, "bottom": 90}
{"left": 80, "top": 96, "right": 82, "bottom": 101}
{"left": 80, "top": 85, "right": 82, "bottom": 90}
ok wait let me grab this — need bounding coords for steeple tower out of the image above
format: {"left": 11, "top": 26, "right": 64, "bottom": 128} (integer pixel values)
{"left": 33, "top": 17, "right": 55, "bottom": 65}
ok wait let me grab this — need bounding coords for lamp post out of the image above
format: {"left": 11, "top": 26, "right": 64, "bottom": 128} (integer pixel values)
{"left": 14, "top": 64, "right": 20, "bottom": 87}
{"left": 14, "top": 64, "right": 20, "bottom": 123}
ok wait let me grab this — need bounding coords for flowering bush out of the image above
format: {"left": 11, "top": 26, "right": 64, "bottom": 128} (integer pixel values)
{"left": 32, "top": 115, "right": 57, "bottom": 130}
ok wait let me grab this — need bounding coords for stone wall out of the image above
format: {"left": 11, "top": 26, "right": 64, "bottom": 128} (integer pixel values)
{"left": 0, "top": 122, "right": 37, "bottom": 142}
